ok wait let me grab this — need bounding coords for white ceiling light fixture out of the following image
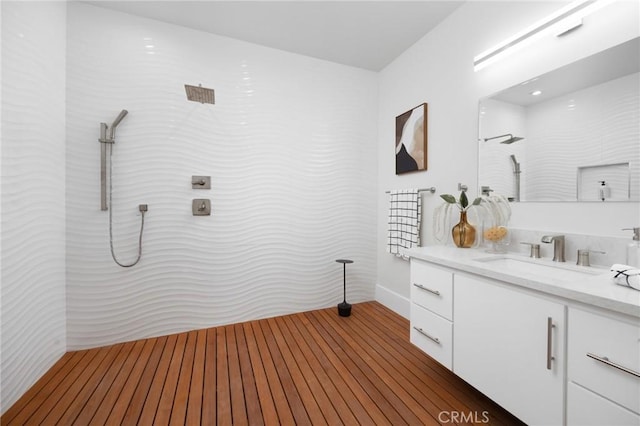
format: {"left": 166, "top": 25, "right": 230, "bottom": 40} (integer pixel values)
{"left": 473, "top": 0, "right": 614, "bottom": 72}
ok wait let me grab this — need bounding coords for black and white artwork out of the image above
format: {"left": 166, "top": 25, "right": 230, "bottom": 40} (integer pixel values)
{"left": 395, "top": 103, "right": 427, "bottom": 174}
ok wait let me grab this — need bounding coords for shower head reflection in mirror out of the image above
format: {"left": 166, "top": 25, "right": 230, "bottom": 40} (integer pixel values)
{"left": 483, "top": 134, "right": 524, "bottom": 144}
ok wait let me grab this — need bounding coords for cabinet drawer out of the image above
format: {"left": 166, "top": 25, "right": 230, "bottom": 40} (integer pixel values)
{"left": 567, "top": 382, "right": 640, "bottom": 425}
{"left": 410, "top": 260, "right": 453, "bottom": 321}
{"left": 410, "top": 303, "right": 453, "bottom": 370}
{"left": 568, "top": 307, "right": 640, "bottom": 414}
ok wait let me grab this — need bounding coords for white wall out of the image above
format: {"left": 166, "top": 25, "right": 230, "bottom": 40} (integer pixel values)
{"left": 376, "top": 0, "right": 640, "bottom": 315}
{"left": 66, "top": 4, "right": 378, "bottom": 349}
{"left": 0, "top": 0, "right": 4, "bottom": 412}
{"left": 1, "top": 1, "right": 67, "bottom": 414}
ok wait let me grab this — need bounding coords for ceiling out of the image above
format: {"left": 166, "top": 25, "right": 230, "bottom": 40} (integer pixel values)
{"left": 85, "top": 1, "right": 464, "bottom": 71}
{"left": 492, "top": 36, "right": 640, "bottom": 106}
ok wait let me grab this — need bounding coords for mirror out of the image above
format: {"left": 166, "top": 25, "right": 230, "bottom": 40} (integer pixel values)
{"left": 478, "top": 37, "right": 639, "bottom": 202}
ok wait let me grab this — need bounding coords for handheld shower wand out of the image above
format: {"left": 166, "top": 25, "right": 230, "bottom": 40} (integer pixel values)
{"left": 108, "top": 109, "right": 128, "bottom": 140}
{"left": 99, "top": 109, "right": 128, "bottom": 143}
{"left": 510, "top": 155, "right": 521, "bottom": 202}
{"left": 98, "top": 109, "right": 147, "bottom": 267}
{"left": 99, "top": 109, "right": 128, "bottom": 210}
{"left": 510, "top": 154, "right": 521, "bottom": 173}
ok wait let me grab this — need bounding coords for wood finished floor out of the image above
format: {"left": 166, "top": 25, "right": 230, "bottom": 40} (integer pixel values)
{"left": 2, "top": 302, "right": 525, "bottom": 425}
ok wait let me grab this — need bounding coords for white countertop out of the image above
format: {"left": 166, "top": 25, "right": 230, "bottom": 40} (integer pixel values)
{"left": 404, "top": 246, "right": 640, "bottom": 319}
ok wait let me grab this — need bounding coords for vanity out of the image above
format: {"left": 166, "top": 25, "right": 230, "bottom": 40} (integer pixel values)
{"left": 438, "top": 32, "right": 640, "bottom": 424}
{"left": 409, "top": 28, "right": 640, "bottom": 425}
{"left": 406, "top": 246, "right": 640, "bottom": 426}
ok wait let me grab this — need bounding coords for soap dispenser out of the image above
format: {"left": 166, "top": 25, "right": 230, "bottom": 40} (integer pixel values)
{"left": 598, "top": 180, "right": 610, "bottom": 201}
{"left": 622, "top": 227, "right": 640, "bottom": 267}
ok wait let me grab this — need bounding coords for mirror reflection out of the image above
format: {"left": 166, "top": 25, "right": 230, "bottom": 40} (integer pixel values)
{"left": 478, "top": 37, "right": 639, "bottom": 202}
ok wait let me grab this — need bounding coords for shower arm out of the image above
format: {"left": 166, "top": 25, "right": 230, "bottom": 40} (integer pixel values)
{"left": 483, "top": 133, "right": 524, "bottom": 144}
{"left": 99, "top": 123, "right": 109, "bottom": 210}
{"left": 484, "top": 134, "right": 513, "bottom": 142}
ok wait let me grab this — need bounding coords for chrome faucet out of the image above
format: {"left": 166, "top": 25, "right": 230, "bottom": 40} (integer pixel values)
{"left": 541, "top": 235, "right": 565, "bottom": 262}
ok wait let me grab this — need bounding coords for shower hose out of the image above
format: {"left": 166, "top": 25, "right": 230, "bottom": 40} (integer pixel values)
{"left": 108, "top": 143, "right": 145, "bottom": 267}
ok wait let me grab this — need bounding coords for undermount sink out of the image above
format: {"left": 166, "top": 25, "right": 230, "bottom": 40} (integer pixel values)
{"left": 474, "top": 254, "right": 606, "bottom": 282}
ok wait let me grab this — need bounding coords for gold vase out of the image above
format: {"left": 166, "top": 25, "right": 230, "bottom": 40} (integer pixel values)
{"left": 452, "top": 211, "right": 476, "bottom": 248}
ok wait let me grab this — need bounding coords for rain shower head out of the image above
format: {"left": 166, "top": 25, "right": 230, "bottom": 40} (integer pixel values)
{"left": 185, "top": 84, "right": 215, "bottom": 104}
{"left": 501, "top": 135, "right": 524, "bottom": 144}
{"left": 483, "top": 133, "right": 524, "bottom": 144}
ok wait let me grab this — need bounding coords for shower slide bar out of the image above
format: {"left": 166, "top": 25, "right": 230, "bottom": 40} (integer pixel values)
{"left": 99, "top": 123, "right": 109, "bottom": 211}
{"left": 385, "top": 187, "right": 436, "bottom": 194}
{"left": 99, "top": 110, "right": 128, "bottom": 210}
{"left": 98, "top": 109, "right": 147, "bottom": 268}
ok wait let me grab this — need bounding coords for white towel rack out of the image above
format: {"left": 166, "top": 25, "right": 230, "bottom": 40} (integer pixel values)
{"left": 385, "top": 187, "right": 436, "bottom": 194}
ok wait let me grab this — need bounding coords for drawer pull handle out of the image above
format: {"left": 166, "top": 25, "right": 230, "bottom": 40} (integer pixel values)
{"left": 586, "top": 353, "right": 640, "bottom": 378}
{"left": 546, "top": 317, "right": 555, "bottom": 370}
{"left": 413, "top": 326, "right": 441, "bottom": 345}
{"left": 412, "top": 283, "right": 441, "bottom": 296}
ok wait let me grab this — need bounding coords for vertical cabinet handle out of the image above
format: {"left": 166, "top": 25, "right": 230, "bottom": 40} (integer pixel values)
{"left": 547, "top": 317, "right": 555, "bottom": 370}
{"left": 412, "top": 283, "right": 441, "bottom": 296}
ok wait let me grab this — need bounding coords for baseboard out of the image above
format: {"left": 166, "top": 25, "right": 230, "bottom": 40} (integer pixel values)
{"left": 375, "top": 284, "right": 410, "bottom": 319}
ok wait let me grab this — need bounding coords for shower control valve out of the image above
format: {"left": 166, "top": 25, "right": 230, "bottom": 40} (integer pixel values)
{"left": 191, "top": 175, "right": 211, "bottom": 189}
{"left": 192, "top": 199, "right": 211, "bottom": 216}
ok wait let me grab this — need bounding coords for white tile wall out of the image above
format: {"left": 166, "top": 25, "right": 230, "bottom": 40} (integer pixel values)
{"left": 1, "top": 0, "right": 4, "bottom": 412}
{"left": 65, "top": 4, "right": 378, "bottom": 349}
{"left": 1, "top": 1, "right": 67, "bottom": 414}
{"left": 526, "top": 73, "right": 639, "bottom": 201}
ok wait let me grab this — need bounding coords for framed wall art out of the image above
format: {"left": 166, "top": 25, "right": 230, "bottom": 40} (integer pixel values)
{"left": 395, "top": 103, "right": 427, "bottom": 174}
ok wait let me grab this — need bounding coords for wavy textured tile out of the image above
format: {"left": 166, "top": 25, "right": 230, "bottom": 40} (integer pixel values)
{"left": 65, "top": 4, "right": 378, "bottom": 350}
{"left": 1, "top": 2, "right": 67, "bottom": 414}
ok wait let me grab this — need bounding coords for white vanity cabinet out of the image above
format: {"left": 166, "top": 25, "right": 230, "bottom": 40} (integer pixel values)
{"left": 406, "top": 246, "right": 640, "bottom": 426}
{"left": 409, "top": 260, "right": 454, "bottom": 369}
{"left": 453, "top": 273, "right": 565, "bottom": 426}
{"left": 567, "top": 307, "right": 640, "bottom": 425}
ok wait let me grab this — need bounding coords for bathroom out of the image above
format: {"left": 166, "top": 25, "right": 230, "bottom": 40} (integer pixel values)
{"left": 1, "top": 0, "right": 639, "bottom": 423}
